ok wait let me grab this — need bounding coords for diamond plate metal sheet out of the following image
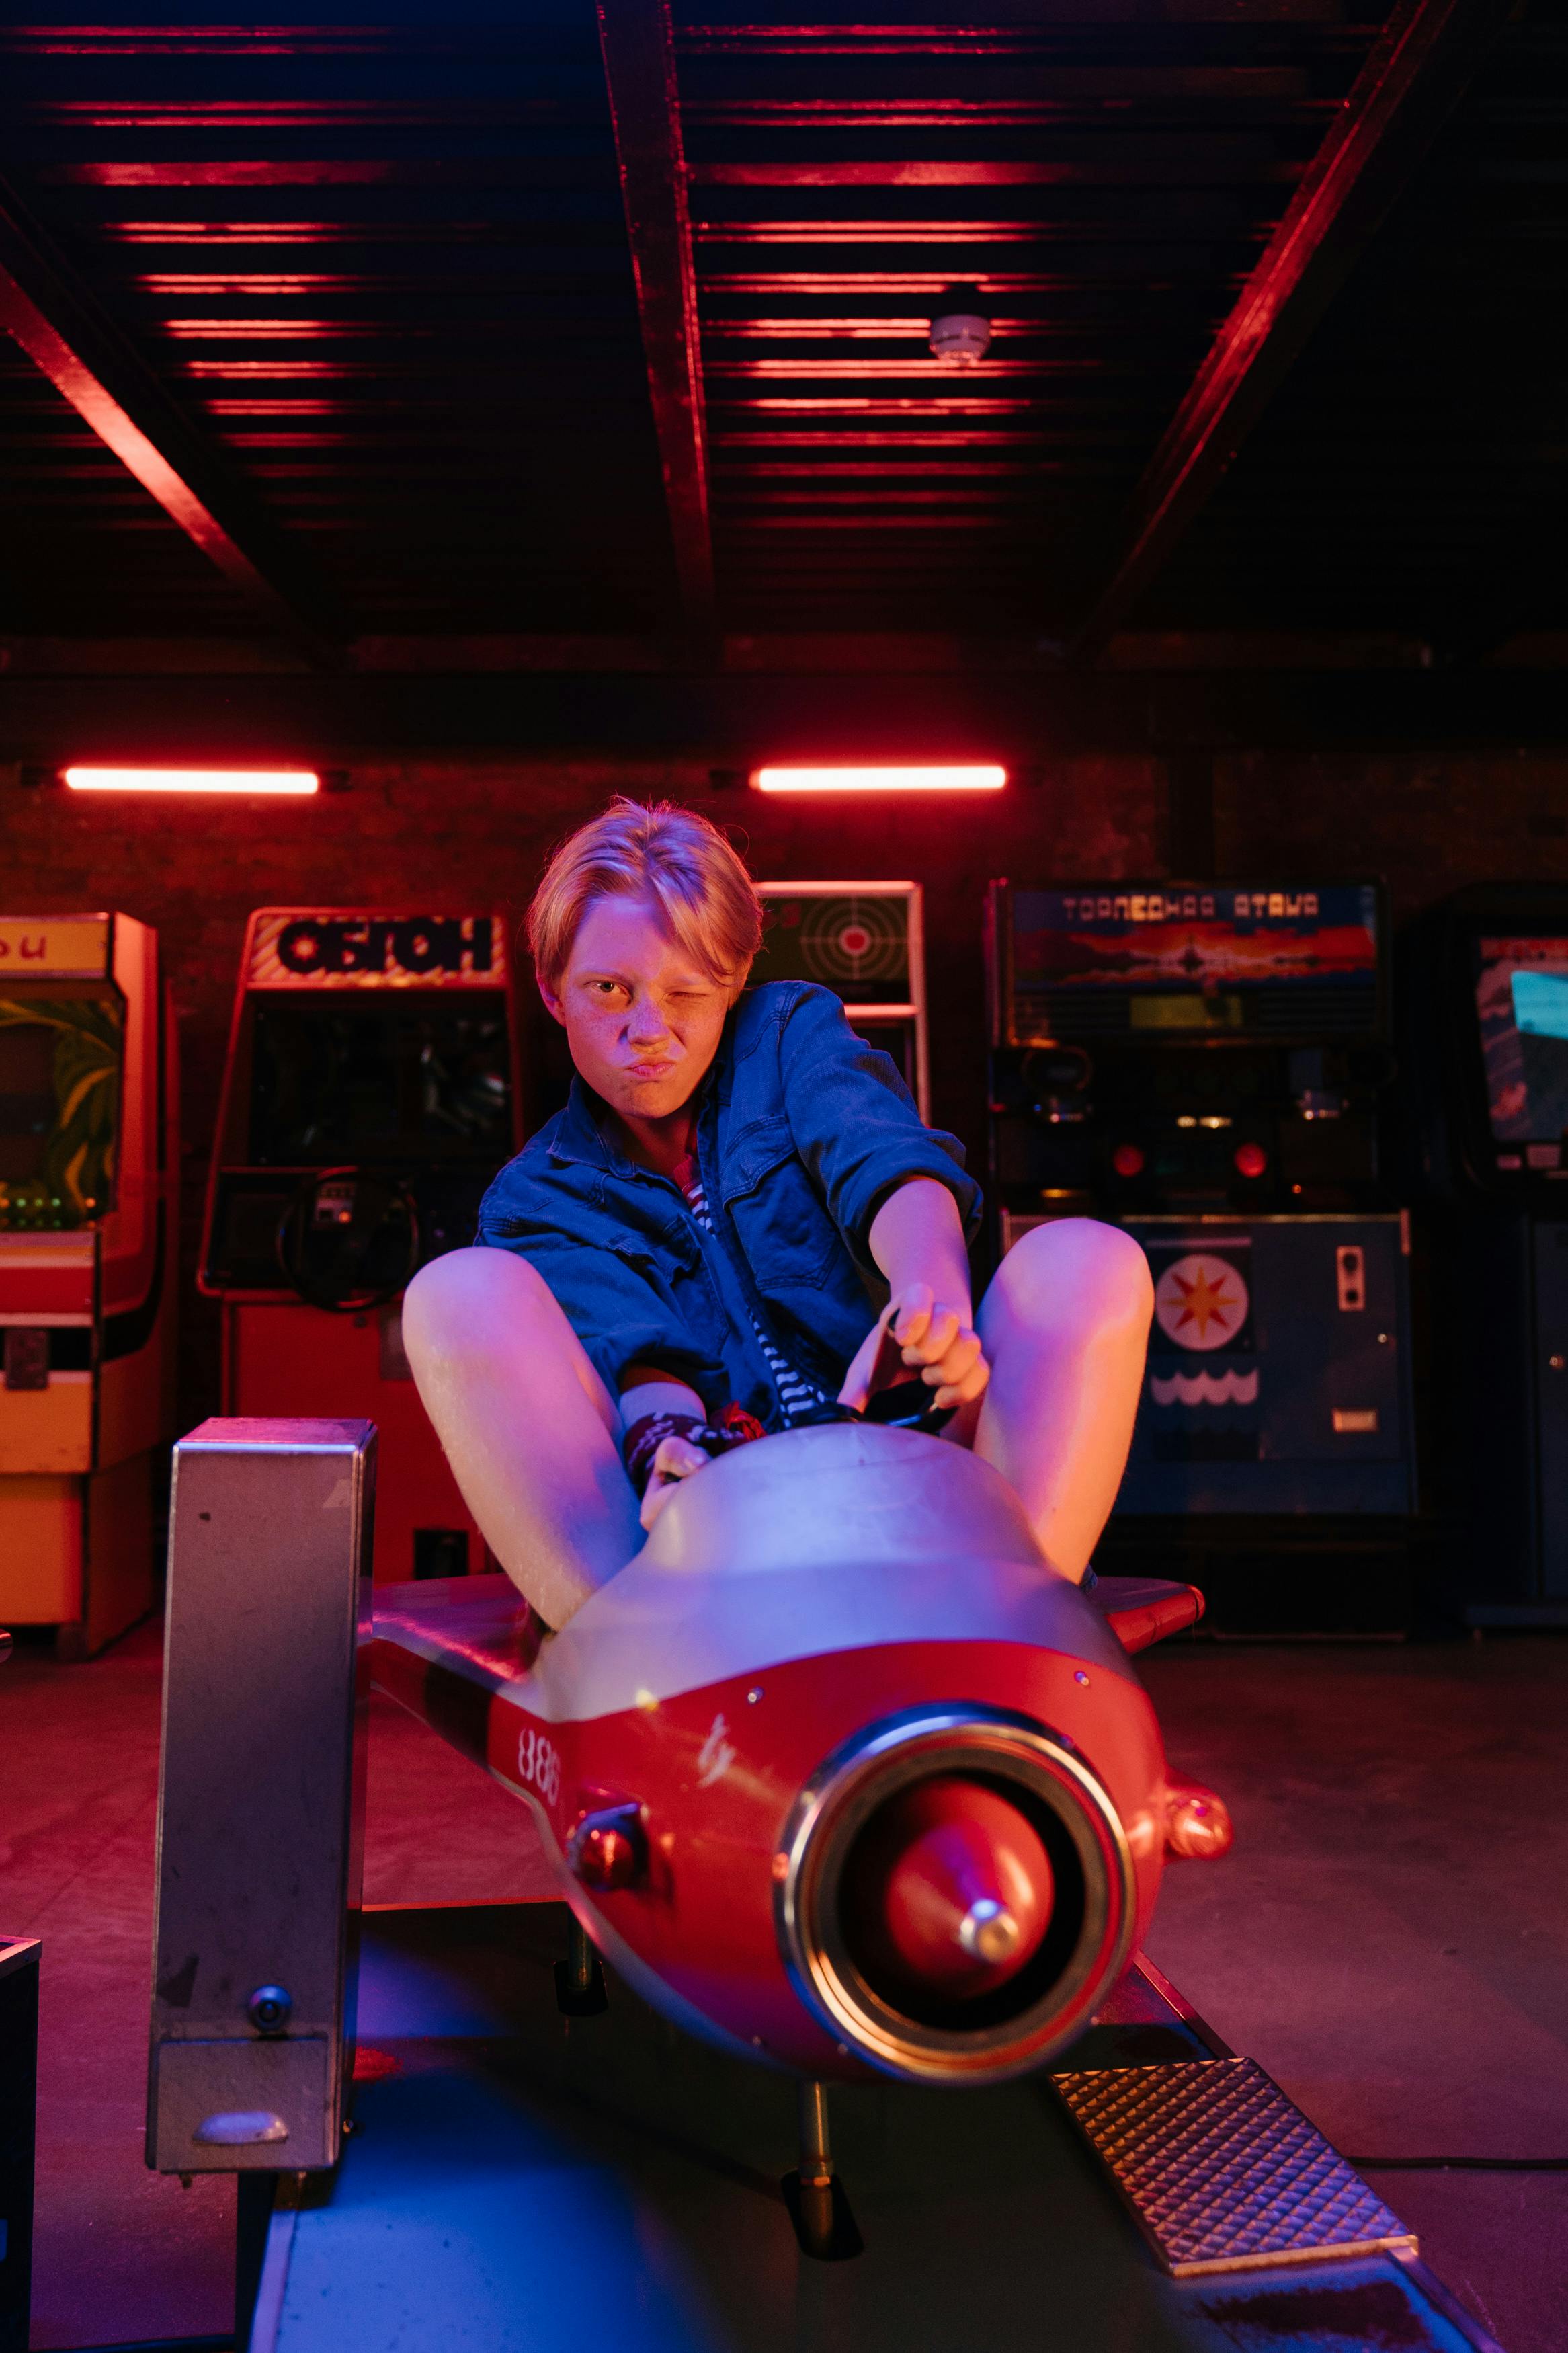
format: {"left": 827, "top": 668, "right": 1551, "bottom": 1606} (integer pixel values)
{"left": 1053, "top": 2057, "right": 1418, "bottom": 2278}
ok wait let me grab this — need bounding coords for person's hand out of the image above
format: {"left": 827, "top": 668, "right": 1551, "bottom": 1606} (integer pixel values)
{"left": 837, "top": 1283, "right": 990, "bottom": 1416}
{"left": 639, "top": 1433, "right": 711, "bottom": 1530}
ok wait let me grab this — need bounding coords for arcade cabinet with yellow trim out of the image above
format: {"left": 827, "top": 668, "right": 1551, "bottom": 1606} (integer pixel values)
{"left": 200, "top": 908, "right": 521, "bottom": 1584}
{"left": 0, "top": 911, "right": 178, "bottom": 1657}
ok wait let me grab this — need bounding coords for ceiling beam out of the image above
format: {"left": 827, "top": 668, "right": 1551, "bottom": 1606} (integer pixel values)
{"left": 0, "top": 176, "right": 343, "bottom": 654}
{"left": 595, "top": 0, "right": 714, "bottom": 628}
{"left": 0, "top": 629, "right": 1448, "bottom": 678}
{"left": 1071, "top": 0, "right": 1516, "bottom": 665}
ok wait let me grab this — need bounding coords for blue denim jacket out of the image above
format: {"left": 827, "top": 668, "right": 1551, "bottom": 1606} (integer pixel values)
{"left": 476, "top": 981, "right": 981, "bottom": 1427}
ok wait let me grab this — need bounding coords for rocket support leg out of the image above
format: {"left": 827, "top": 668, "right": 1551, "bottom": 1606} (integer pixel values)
{"left": 784, "top": 2080, "right": 862, "bottom": 2261}
{"left": 797, "top": 2081, "right": 835, "bottom": 2253}
{"left": 554, "top": 1913, "right": 608, "bottom": 2018}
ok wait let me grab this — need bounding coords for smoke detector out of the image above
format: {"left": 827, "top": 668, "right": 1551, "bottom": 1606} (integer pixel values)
{"left": 929, "top": 284, "right": 992, "bottom": 366}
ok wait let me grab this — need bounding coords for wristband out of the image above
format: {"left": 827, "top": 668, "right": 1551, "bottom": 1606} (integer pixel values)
{"left": 622, "top": 1403, "right": 765, "bottom": 1497}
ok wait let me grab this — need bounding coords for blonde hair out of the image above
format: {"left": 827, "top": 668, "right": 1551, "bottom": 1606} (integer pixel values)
{"left": 527, "top": 797, "right": 764, "bottom": 992}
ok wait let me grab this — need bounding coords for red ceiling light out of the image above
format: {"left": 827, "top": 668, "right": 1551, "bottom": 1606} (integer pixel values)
{"left": 63, "top": 766, "right": 319, "bottom": 796}
{"left": 751, "top": 765, "right": 1006, "bottom": 795}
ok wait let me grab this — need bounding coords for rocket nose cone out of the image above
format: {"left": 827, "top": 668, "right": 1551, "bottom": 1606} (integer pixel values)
{"left": 841, "top": 1776, "right": 1055, "bottom": 2003}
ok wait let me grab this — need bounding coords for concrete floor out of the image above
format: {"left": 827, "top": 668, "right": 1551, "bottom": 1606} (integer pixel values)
{"left": 4, "top": 1618, "right": 551, "bottom": 2352}
{"left": 3, "top": 1619, "right": 1564, "bottom": 2352}
{"left": 1139, "top": 1637, "right": 1568, "bottom": 2353}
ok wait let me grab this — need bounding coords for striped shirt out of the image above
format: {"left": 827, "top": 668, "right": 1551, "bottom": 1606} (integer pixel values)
{"left": 673, "top": 1152, "right": 829, "bottom": 1426}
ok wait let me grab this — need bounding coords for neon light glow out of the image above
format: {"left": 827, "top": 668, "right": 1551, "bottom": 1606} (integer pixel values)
{"left": 64, "top": 766, "right": 320, "bottom": 795}
{"left": 752, "top": 764, "right": 1006, "bottom": 794}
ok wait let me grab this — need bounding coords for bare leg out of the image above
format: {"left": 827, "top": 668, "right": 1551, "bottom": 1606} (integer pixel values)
{"left": 969, "top": 1220, "right": 1153, "bottom": 1583}
{"left": 401, "top": 1247, "right": 643, "bottom": 1628}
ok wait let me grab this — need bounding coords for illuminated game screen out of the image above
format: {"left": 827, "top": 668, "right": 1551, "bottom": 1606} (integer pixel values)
{"left": 0, "top": 994, "right": 123, "bottom": 1224}
{"left": 0, "top": 1021, "right": 55, "bottom": 1182}
{"left": 1475, "top": 937, "right": 1568, "bottom": 1146}
{"left": 249, "top": 998, "right": 511, "bottom": 1166}
{"left": 1007, "top": 885, "right": 1380, "bottom": 1040}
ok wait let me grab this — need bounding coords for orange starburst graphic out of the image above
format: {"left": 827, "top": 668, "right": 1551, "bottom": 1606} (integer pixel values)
{"left": 1165, "top": 1261, "right": 1240, "bottom": 1344}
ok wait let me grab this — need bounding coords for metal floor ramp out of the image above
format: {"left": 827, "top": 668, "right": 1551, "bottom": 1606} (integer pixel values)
{"left": 241, "top": 1905, "right": 1501, "bottom": 2353}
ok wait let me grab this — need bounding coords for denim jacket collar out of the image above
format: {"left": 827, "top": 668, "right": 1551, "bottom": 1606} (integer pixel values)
{"left": 544, "top": 1076, "right": 624, "bottom": 1175}
{"left": 545, "top": 1055, "right": 723, "bottom": 1183}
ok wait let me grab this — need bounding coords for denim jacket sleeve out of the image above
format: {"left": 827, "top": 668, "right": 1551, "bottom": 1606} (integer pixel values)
{"left": 770, "top": 983, "right": 981, "bottom": 1269}
{"left": 474, "top": 1175, "right": 725, "bottom": 1407}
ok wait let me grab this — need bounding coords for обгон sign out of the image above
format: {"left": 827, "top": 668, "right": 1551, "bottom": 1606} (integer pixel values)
{"left": 245, "top": 910, "right": 505, "bottom": 988}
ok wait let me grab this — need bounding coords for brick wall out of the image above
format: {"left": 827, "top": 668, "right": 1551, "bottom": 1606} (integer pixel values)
{"left": 1215, "top": 748, "right": 1568, "bottom": 918}
{"left": 9, "top": 737, "right": 1568, "bottom": 1427}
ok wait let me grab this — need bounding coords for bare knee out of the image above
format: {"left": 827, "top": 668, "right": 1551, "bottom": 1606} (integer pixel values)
{"left": 403, "top": 1246, "right": 558, "bottom": 1372}
{"left": 989, "top": 1218, "right": 1153, "bottom": 1335}
{"left": 403, "top": 1247, "right": 617, "bottom": 1440}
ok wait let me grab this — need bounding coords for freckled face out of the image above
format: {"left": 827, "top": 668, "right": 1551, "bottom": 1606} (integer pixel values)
{"left": 540, "top": 894, "right": 736, "bottom": 1123}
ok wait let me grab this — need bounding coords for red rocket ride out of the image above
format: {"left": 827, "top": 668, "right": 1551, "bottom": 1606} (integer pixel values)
{"left": 370, "top": 1421, "right": 1230, "bottom": 2086}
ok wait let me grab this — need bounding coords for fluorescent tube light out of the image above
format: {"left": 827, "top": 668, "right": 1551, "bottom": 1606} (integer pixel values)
{"left": 751, "top": 765, "right": 1006, "bottom": 794}
{"left": 64, "top": 766, "right": 320, "bottom": 795}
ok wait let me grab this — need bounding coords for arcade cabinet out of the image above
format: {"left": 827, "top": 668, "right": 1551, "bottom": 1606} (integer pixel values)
{"left": 753, "top": 881, "right": 929, "bottom": 1116}
{"left": 0, "top": 910, "right": 177, "bottom": 1657}
{"left": 987, "top": 882, "right": 1416, "bottom": 1632}
{"left": 199, "top": 908, "right": 522, "bottom": 1583}
{"left": 1409, "top": 885, "right": 1568, "bottom": 1625}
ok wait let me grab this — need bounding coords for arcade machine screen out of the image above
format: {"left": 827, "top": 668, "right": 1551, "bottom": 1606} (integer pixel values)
{"left": 1473, "top": 937, "right": 1568, "bottom": 1168}
{"left": 1005, "top": 884, "right": 1380, "bottom": 1040}
{"left": 0, "top": 1019, "right": 58, "bottom": 1189}
{"left": 247, "top": 998, "right": 511, "bottom": 1168}
{"left": 0, "top": 994, "right": 121, "bottom": 1228}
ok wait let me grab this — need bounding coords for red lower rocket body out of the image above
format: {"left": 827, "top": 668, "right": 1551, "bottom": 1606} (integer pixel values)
{"left": 371, "top": 1423, "right": 1227, "bottom": 2087}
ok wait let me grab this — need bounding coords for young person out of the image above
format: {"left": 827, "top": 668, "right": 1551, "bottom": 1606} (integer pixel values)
{"left": 405, "top": 799, "right": 1153, "bottom": 1630}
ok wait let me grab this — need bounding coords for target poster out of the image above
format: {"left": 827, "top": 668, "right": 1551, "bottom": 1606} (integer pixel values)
{"left": 752, "top": 885, "right": 916, "bottom": 1003}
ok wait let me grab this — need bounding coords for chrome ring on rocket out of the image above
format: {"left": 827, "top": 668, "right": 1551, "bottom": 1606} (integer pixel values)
{"left": 774, "top": 1703, "right": 1135, "bottom": 2085}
